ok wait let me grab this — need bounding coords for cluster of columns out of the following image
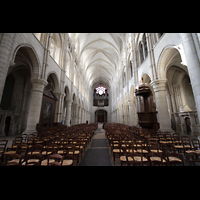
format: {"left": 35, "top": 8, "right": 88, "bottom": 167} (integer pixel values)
{"left": 21, "top": 81, "right": 89, "bottom": 134}
{"left": 112, "top": 101, "right": 137, "bottom": 127}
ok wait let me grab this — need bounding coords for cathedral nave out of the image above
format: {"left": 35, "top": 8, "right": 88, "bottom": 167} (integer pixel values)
{"left": 0, "top": 33, "right": 200, "bottom": 166}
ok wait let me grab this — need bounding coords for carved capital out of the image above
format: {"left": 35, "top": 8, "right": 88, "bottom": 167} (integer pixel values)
{"left": 150, "top": 79, "right": 167, "bottom": 93}
{"left": 30, "top": 78, "right": 48, "bottom": 92}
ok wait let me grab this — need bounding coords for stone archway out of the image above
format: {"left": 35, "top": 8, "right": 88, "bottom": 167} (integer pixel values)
{"left": 0, "top": 46, "right": 36, "bottom": 135}
{"left": 95, "top": 110, "right": 107, "bottom": 123}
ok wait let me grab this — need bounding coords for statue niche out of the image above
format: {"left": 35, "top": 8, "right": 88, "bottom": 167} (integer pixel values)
{"left": 135, "top": 78, "right": 159, "bottom": 130}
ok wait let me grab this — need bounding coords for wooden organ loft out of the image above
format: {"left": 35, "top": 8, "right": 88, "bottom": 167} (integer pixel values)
{"left": 93, "top": 89, "right": 109, "bottom": 107}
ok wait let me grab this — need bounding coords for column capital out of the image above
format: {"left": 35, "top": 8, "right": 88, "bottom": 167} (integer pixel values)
{"left": 54, "top": 92, "right": 64, "bottom": 97}
{"left": 150, "top": 79, "right": 167, "bottom": 93}
{"left": 66, "top": 100, "right": 72, "bottom": 106}
{"left": 30, "top": 78, "right": 48, "bottom": 92}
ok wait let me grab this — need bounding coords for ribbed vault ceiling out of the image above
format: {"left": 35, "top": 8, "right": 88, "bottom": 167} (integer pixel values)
{"left": 75, "top": 33, "right": 125, "bottom": 88}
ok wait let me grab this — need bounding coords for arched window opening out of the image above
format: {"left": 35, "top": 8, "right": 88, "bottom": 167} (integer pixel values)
{"left": 139, "top": 42, "right": 144, "bottom": 63}
{"left": 143, "top": 34, "right": 148, "bottom": 58}
{"left": 50, "top": 34, "right": 62, "bottom": 66}
{"left": 130, "top": 61, "right": 133, "bottom": 78}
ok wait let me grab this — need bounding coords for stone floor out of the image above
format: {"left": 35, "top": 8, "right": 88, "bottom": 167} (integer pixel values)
{"left": 79, "top": 123, "right": 113, "bottom": 166}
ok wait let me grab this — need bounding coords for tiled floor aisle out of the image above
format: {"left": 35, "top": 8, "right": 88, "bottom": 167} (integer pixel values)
{"left": 79, "top": 123, "right": 113, "bottom": 166}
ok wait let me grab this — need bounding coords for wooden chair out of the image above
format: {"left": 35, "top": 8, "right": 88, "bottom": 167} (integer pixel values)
{"left": 43, "top": 143, "right": 58, "bottom": 156}
{"left": 21, "top": 133, "right": 28, "bottom": 143}
{"left": 127, "top": 152, "right": 148, "bottom": 166}
{"left": 165, "top": 152, "right": 184, "bottom": 166}
{"left": 41, "top": 144, "right": 58, "bottom": 166}
{"left": 134, "top": 141, "right": 148, "bottom": 156}
{"left": 25, "top": 154, "right": 42, "bottom": 166}
{"left": 148, "top": 152, "right": 166, "bottom": 166}
{"left": 3, "top": 140, "right": 20, "bottom": 163}
{"left": 73, "top": 140, "right": 83, "bottom": 161}
{"left": 26, "top": 136, "right": 35, "bottom": 150}
{"left": 14, "top": 136, "right": 23, "bottom": 145}
{"left": 120, "top": 141, "right": 132, "bottom": 166}
{"left": 171, "top": 135, "right": 181, "bottom": 145}
{"left": 0, "top": 140, "right": 8, "bottom": 165}
{"left": 16, "top": 144, "right": 29, "bottom": 164}
{"left": 148, "top": 138, "right": 162, "bottom": 153}
{"left": 47, "top": 154, "right": 63, "bottom": 166}
{"left": 161, "top": 143, "right": 175, "bottom": 159}
{"left": 6, "top": 139, "right": 20, "bottom": 152}
{"left": 34, "top": 138, "right": 44, "bottom": 146}
{"left": 56, "top": 139, "right": 65, "bottom": 155}
{"left": 0, "top": 140, "right": 8, "bottom": 154}
{"left": 5, "top": 153, "right": 23, "bottom": 166}
{"left": 191, "top": 139, "right": 200, "bottom": 150}
{"left": 62, "top": 154, "right": 73, "bottom": 166}
{"left": 183, "top": 142, "right": 194, "bottom": 156}
{"left": 112, "top": 141, "right": 123, "bottom": 165}
{"left": 164, "top": 133, "right": 172, "bottom": 142}
{"left": 181, "top": 136, "right": 190, "bottom": 144}
{"left": 185, "top": 152, "right": 200, "bottom": 166}
{"left": 28, "top": 144, "right": 43, "bottom": 155}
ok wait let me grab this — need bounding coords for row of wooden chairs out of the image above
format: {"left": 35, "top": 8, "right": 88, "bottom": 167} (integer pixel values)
{"left": 104, "top": 123, "right": 200, "bottom": 166}
{"left": 2, "top": 140, "right": 85, "bottom": 166}
{"left": 1, "top": 124, "right": 97, "bottom": 166}
{"left": 5, "top": 153, "right": 73, "bottom": 166}
{"left": 112, "top": 140, "right": 184, "bottom": 166}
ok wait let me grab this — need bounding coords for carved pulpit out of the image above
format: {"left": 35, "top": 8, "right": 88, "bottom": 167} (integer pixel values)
{"left": 135, "top": 78, "right": 159, "bottom": 130}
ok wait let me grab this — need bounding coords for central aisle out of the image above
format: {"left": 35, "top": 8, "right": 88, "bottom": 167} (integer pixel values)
{"left": 79, "top": 123, "right": 113, "bottom": 166}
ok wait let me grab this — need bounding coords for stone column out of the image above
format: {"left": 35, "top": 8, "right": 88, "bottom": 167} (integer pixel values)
{"left": 65, "top": 100, "right": 72, "bottom": 126}
{"left": 83, "top": 109, "right": 85, "bottom": 123}
{"left": 116, "top": 110, "right": 118, "bottom": 123}
{"left": 81, "top": 109, "right": 84, "bottom": 123}
{"left": 74, "top": 104, "right": 79, "bottom": 125}
{"left": 116, "top": 109, "right": 119, "bottom": 123}
{"left": 180, "top": 33, "right": 200, "bottom": 125}
{"left": 71, "top": 103, "right": 75, "bottom": 125}
{"left": 23, "top": 78, "right": 48, "bottom": 135}
{"left": 189, "top": 112, "right": 198, "bottom": 136}
{"left": 78, "top": 107, "right": 81, "bottom": 124}
{"left": 128, "top": 101, "right": 136, "bottom": 126}
{"left": 59, "top": 93, "right": 66, "bottom": 123}
{"left": 123, "top": 105, "right": 128, "bottom": 125}
{"left": 151, "top": 80, "right": 174, "bottom": 132}
{"left": 114, "top": 110, "right": 117, "bottom": 123}
{"left": 20, "top": 91, "right": 31, "bottom": 132}
{"left": 54, "top": 93, "right": 62, "bottom": 123}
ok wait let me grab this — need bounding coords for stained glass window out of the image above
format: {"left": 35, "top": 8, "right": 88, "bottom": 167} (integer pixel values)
{"left": 96, "top": 86, "right": 106, "bottom": 95}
